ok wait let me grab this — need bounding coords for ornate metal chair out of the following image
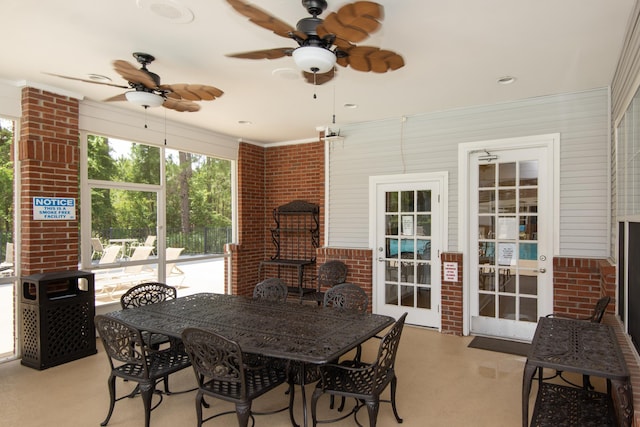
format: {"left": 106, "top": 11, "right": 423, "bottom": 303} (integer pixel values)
{"left": 181, "top": 327, "right": 288, "bottom": 427}
{"left": 545, "top": 295, "right": 611, "bottom": 389}
{"left": 323, "top": 283, "right": 369, "bottom": 410}
{"left": 94, "top": 315, "right": 192, "bottom": 427}
{"left": 120, "top": 282, "right": 177, "bottom": 308}
{"left": 311, "top": 313, "right": 407, "bottom": 427}
{"left": 120, "top": 282, "right": 177, "bottom": 350}
{"left": 314, "top": 260, "right": 348, "bottom": 304}
{"left": 253, "top": 277, "right": 288, "bottom": 302}
{"left": 324, "top": 283, "right": 368, "bottom": 314}
{"left": 546, "top": 295, "right": 611, "bottom": 323}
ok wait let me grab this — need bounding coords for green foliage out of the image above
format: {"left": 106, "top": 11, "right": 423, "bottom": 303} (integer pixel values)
{"left": 0, "top": 123, "right": 13, "bottom": 234}
{"left": 87, "top": 135, "right": 232, "bottom": 252}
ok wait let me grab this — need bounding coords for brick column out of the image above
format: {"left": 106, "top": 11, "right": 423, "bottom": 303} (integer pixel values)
{"left": 19, "top": 88, "right": 79, "bottom": 275}
{"left": 441, "top": 252, "right": 463, "bottom": 335}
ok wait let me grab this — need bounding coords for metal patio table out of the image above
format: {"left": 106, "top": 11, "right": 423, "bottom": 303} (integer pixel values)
{"left": 105, "top": 292, "right": 394, "bottom": 427}
{"left": 522, "top": 316, "right": 633, "bottom": 426}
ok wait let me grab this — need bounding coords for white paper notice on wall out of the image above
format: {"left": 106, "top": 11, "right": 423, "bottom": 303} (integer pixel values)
{"left": 443, "top": 262, "right": 458, "bottom": 282}
{"left": 33, "top": 197, "right": 76, "bottom": 220}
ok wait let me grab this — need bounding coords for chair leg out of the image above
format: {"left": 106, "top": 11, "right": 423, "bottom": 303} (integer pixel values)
{"left": 364, "top": 399, "right": 380, "bottom": 427}
{"left": 390, "top": 376, "right": 403, "bottom": 423}
{"left": 100, "top": 374, "right": 117, "bottom": 426}
{"left": 311, "top": 387, "right": 323, "bottom": 427}
{"left": 162, "top": 374, "right": 171, "bottom": 394}
{"left": 288, "top": 381, "right": 300, "bottom": 427}
{"left": 139, "top": 383, "right": 154, "bottom": 427}
{"left": 235, "top": 401, "right": 252, "bottom": 427}
{"left": 196, "top": 391, "right": 204, "bottom": 427}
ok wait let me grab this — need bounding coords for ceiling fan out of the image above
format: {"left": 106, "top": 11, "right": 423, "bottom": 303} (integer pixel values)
{"left": 47, "top": 52, "right": 223, "bottom": 112}
{"left": 225, "top": 0, "right": 404, "bottom": 85}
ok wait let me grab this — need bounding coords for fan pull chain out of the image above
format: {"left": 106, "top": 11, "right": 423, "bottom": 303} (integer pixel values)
{"left": 164, "top": 108, "right": 167, "bottom": 145}
{"left": 312, "top": 68, "right": 318, "bottom": 99}
{"left": 143, "top": 106, "right": 149, "bottom": 129}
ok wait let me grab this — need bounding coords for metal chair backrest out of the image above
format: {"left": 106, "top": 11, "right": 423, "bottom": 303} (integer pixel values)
{"left": 318, "top": 260, "right": 348, "bottom": 288}
{"left": 120, "top": 282, "right": 177, "bottom": 309}
{"left": 95, "top": 315, "right": 147, "bottom": 373}
{"left": 253, "top": 277, "right": 288, "bottom": 302}
{"left": 590, "top": 296, "right": 611, "bottom": 323}
{"left": 323, "top": 283, "right": 368, "bottom": 313}
{"left": 182, "top": 327, "right": 248, "bottom": 398}
{"left": 372, "top": 312, "right": 407, "bottom": 389}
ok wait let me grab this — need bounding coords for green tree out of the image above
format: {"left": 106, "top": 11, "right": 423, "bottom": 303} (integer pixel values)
{"left": 0, "top": 122, "right": 14, "bottom": 235}
{"left": 87, "top": 135, "right": 117, "bottom": 235}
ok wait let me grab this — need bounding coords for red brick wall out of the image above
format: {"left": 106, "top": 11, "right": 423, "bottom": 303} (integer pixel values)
{"left": 260, "top": 141, "right": 325, "bottom": 287}
{"left": 553, "top": 257, "right": 615, "bottom": 317}
{"left": 229, "top": 142, "right": 266, "bottom": 296}
{"left": 263, "top": 140, "right": 325, "bottom": 246}
{"left": 229, "top": 140, "right": 324, "bottom": 296}
{"left": 19, "top": 88, "right": 79, "bottom": 275}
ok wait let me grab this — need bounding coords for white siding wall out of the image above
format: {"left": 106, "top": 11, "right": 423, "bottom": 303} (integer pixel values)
{"left": 328, "top": 88, "right": 610, "bottom": 258}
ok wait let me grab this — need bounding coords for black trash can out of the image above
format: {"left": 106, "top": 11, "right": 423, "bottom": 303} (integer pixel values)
{"left": 20, "top": 270, "right": 97, "bottom": 370}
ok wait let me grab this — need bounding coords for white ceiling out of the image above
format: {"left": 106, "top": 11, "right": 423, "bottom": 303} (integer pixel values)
{"left": 2, "top": 0, "right": 636, "bottom": 144}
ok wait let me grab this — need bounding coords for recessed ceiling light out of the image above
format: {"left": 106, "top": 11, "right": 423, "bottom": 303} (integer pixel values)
{"left": 87, "top": 74, "right": 112, "bottom": 83}
{"left": 238, "top": 120, "right": 252, "bottom": 125}
{"left": 344, "top": 103, "right": 358, "bottom": 109}
{"left": 136, "top": 0, "right": 194, "bottom": 24}
{"left": 497, "top": 76, "right": 516, "bottom": 85}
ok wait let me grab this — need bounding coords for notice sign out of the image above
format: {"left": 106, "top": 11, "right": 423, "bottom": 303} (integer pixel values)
{"left": 33, "top": 197, "right": 76, "bottom": 220}
{"left": 443, "top": 262, "right": 458, "bottom": 282}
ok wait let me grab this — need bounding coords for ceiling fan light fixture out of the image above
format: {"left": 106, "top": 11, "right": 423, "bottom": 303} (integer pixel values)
{"left": 292, "top": 46, "right": 336, "bottom": 74}
{"left": 125, "top": 91, "right": 164, "bottom": 108}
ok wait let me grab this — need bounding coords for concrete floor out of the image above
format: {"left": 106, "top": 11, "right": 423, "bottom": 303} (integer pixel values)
{"left": 0, "top": 324, "right": 545, "bottom": 427}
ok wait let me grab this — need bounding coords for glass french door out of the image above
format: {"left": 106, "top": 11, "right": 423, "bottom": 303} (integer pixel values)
{"left": 373, "top": 176, "right": 443, "bottom": 328}
{"left": 470, "top": 145, "right": 552, "bottom": 341}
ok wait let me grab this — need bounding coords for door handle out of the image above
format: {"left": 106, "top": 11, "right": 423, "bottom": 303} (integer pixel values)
{"left": 534, "top": 268, "right": 546, "bottom": 273}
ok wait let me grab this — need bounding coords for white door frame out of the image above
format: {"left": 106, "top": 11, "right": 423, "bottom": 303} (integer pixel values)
{"left": 458, "top": 134, "right": 560, "bottom": 336}
{"left": 369, "top": 172, "right": 449, "bottom": 325}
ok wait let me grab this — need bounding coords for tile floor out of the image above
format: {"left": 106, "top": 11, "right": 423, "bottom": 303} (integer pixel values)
{"left": 0, "top": 325, "right": 549, "bottom": 427}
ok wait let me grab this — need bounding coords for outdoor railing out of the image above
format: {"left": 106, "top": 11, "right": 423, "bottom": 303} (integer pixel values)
{"left": 94, "top": 226, "right": 232, "bottom": 255}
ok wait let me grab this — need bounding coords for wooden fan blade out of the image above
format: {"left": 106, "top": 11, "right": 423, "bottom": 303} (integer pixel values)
{"left": 342, "top": 46, "right": 405, "bottom": 72}
{"left": 226, "top": 0, "right": 296, "bottom": 39}
{"left": 103, "top": 93, "right": 127, "bottom": 102}
{"left": 302, "top": 69, "right": 335, "bottom": 85}
{"left": 113, "top": 60, "right": 157, "bottom": 89}
{"left": 163, "top": 98, "right": 200, "bottom": 112}
{"left": 316, "top": 1, "right": 383, "bottom": 44}
{"left": 43, "top": 72, "right": 129, "bottom": 89}
{"left": 226, "top": 48, "right": 293, "bottom": 60}
{"left": 160, "top": 84, "right": 224, "bottom": 101}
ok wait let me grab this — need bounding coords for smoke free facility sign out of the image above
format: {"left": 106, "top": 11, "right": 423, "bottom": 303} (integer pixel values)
{"left": 33, "top": 197, "right": 76, "bottom": 220}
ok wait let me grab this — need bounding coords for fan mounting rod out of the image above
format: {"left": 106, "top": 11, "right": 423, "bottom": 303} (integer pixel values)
{"left": 302, "top": 0, "right": 327, "bottom": 16}
{"left": 133, "top": 52, "right": 155, "bottom": 67}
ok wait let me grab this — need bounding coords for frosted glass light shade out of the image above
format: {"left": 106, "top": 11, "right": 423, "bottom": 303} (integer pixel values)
{"left": 125, "top": 91, "right": 164, "bottom": 108}
{"left": 292, "top": 46, "right": 336, "bottom": 74}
